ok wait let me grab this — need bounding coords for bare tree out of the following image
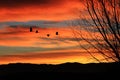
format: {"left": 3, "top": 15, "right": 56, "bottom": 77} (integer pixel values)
{"left": 73, "top": 0, "right": 120, "bottom": 62}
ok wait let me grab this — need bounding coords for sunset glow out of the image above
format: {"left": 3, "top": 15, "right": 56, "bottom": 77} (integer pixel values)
{"left": 0, "top": 0, "right": 114, "bottom": 65}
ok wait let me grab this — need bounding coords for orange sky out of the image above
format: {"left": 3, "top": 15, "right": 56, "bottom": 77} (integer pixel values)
{"left": 0, "top": 0, "right": 114, "bottom": 64}
{"left": 0, "top": 26, "right": 114, "bottom": 64}
{"left": 0, "top": 0, "right": 85, "bottom": 22}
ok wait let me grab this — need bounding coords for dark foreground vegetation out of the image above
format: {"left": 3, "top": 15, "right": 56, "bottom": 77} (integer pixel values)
{"left": 0, "top": 62, "right": 120, "bottom": 80}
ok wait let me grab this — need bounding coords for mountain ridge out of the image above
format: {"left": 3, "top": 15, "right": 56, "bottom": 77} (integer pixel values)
{"left": 0, "top": 62, "right": 119, "bottom": 79}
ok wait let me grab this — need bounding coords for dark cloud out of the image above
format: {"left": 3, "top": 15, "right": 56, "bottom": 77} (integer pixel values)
{"left": 0, "top": 45, "right": 79, "bottom": 55}
{"left": 0, "top": 26, "right": 29, "bottom": 34}
{"left": 0, "top": 51, "right": 83, "bottom": 59}
{"left": 0, "top": 46, "right": 46, "bottom": 55}
{"left": 0, "top": 0, "right": 64, "bottom": 8}
{"left": 40, "top": 37, "right": 83, "bottom": 42}
{"left": 0, "top": 19, "right": 93, "bottom": 28}
{"left": 0, "top": 20, "right": 68, "bottom": 28}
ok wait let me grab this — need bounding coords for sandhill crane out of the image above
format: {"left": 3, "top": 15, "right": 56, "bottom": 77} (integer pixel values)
{"left": 56, "top": 32, "right": 58, "bottom": 35}
{"left": 30, "top": 27, "right": 33, "bottom": 32}
{"left": 36, "top": 30, "right": 39, "bottom": 33}
{"left": 47, "top": 34, "right": 50, "bottom": 37}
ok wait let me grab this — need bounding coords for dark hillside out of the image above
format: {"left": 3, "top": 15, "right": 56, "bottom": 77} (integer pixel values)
{"left": 0, "top": 62, "right": 119, "bottom": 80}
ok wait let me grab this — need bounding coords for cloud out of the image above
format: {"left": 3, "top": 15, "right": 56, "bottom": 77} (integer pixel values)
{"left": 0, "top": 37, "right": 25, "bottom": 41}
{"left": 0, "top": 25, "right": 29, "bottom": 35}
{"left": 40, "top": 37, "right": 83, "bottom": 43}
{"left": 0, "top": 31, "right": 27, "bottom": 35}
{"left": 0, "top": 19, "right": 93, "bottom": 28}
{"left": 0, "top": 51, "right": 84, "bottom": 59}
{"left": 0, "top": 0, "right": 84, "bottom": 9}
{"left": 0, "top": 46, "right": 42, "bottom": 55}
{"left": 0, "top": 0, "right": 84, "bottom": 21}
{"left": 0, "top": 20, "right": 69, "bottom": 28}
{"left": 0, "top": 26, "right": 77, "bottom": 47}
{"left": 0, "top": 45, "right": 80, "bottom": 55}
{"left": 0, "top": 0, "right": 64, "bottom": 9}
{"left": 0, "top": 49, "right": 94, "bottom": 64}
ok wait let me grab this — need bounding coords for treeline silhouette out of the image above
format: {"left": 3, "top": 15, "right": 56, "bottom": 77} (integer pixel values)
{"left": 0, "top": 62, "right": 120, "bottom": 79}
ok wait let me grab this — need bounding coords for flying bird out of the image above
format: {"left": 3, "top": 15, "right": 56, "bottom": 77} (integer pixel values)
{"left": 47, "top": 34, "right": 50, "bottom": 37}
{"left": 56, "top": 32, "right": 58, "bottom": 35}
{"left": 36, "top": 30, "right": 39, "bottom": 33}
{"left": 30, "top": 27, "right": 33, "bottom": 32}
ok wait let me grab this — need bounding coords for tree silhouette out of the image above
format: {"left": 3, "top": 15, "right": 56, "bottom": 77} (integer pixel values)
{"left": 74, "top": 0, "right": 120, "bottom": 62}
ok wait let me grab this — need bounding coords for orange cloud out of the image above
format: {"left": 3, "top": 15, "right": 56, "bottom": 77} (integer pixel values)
{"left": 0, "top": 0, "right": 84, "bottom": 21}
{"left": 0, "top": 25, "right": 103, "bottom": 48}
{"left": 0, "top": 26, "right": 75, "bottom": 47}
{"left": 0, "top": 26, "right": 115, "bottom": 64}
{"left": 0, "top": 49, "right": 97, "bottom": 64}
{"left": 0, "top": 49, "right": 114, "bottom": 64}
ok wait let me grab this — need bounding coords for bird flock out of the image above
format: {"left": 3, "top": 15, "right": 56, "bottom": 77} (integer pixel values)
{"left": 30, "top": 27, "right": 59, "bottom": 37}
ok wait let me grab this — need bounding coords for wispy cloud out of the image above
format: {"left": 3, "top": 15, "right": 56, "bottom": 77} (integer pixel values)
{"left": 0, "top": 0, "right": 67, "bottom": 9}
{"left": 0, "top": 45, "right": 80, "bottom": 55}
{"left": 0, "top": 0, "right": 84, "bottom": 21}
{"left": 0, "top": 20, "right": 69, "bottom": 28}
{"left": 0, "top": 19, "right": 95, "bottom": 29}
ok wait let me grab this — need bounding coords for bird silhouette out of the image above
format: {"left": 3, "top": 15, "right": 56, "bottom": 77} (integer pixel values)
{"left": 47, "top": 34, "right": 50, "bottom": 37}
{"left": 36, "top": 30, "right": 39, "bottom": 33}
{"left": 30, "top": 27, "right": 33, "bottom": 32}
{"left": 56, "top": 32, "right": 58, "bottom": 35}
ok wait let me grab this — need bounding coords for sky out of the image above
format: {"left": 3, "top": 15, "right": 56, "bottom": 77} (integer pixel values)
{"left": 0, "top": 0, "right": 85, "bottom": 22}
{"left": 0, "top": 0, "right": 112, "bottom": 64}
